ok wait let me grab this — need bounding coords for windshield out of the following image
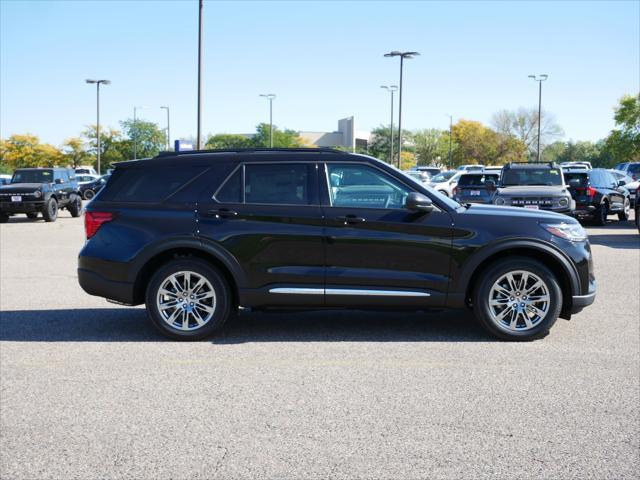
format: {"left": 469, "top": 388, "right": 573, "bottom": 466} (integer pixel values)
{"left": 11, "top": 170, "right": 54, "bottom": 184}
{"left": 431, "top": 171, "right": 456, "bottom": 183}
{"left": 458, "top": 173, "right": 499, "bottom": 186}
{"left": 627, "top": 163, "right": 640, "bottom": 175}
{"left": 501, "top": 168, "right": 563, "bottom": 186}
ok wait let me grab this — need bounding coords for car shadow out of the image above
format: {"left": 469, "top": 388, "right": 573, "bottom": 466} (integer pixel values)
{"left": 0, "top": 308, "right": 493, "bottom": 343}
{"left": 587, "top": 233, "right": 639, "bottom": 249}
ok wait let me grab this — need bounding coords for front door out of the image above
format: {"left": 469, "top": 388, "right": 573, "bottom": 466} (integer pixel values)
{"left": 321, "top": 162, "right": 453, "bottom": 308}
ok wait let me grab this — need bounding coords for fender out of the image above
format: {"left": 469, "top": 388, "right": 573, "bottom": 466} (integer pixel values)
{"left": 128, "top": 234, "right": 248, "bottom": 288}
{"left": 450, "top": 237, "right": 582, "bottom": 304}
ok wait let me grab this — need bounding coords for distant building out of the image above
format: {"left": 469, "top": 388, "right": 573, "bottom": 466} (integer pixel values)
{"left": 299, "top": 117, "right": 370, "bottom": 151}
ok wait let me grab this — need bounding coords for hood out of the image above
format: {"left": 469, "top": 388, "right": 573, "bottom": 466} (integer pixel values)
{"left": 496, "top": 185, "right": 569, "bottom": 196}
{"left": 0, "top": 183, "right": 44, "bottom": 193}
{"left": 464, "top": 203, "right": 574, "bottom": 222}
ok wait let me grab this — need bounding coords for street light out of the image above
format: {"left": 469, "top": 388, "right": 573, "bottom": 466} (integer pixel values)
{"left": 133, "top": 106, "right": 145, "bottom": 160}
{"left": 528, "top": 74, "right": 548, "bottom": 162}
{"left": 259, "top": 94, "right": 276, "bottom": 148}
{"left": 384, "top": 50, "right": 419, "bottom": 168}
{"left": 448, "top": 115, "right": 453, "bottom": 168}
{"left": 380, "top": 85, "right": 398, "bottom": 165}
{"left": 160, "top": 106, "right": 170, "bottom": 150}
{"left": 85, "top": 79, "right": 110, "bottom": 174}
{"left": 196, "top": 0, "right": 204, "bottom": 149}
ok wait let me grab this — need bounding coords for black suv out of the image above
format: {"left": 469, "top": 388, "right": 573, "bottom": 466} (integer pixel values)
{"left": 78, "top": 149, "right": 596, "bottom": 341}
{"left": 564, "top": 168, "right": 631, "bottom": 225}
{"left": 493, "top": 162, "right": 574, "bottom": 213}
{"left": 0, "top": 168, "right": 83, "bottom": 222}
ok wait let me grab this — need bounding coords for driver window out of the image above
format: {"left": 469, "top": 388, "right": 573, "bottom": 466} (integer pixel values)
{"left": 326, "top": 164, "right": 410, "bottom": 209}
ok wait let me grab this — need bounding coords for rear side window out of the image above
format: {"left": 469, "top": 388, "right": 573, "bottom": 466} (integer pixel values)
{"left": 627, "top": 164, "right": 640, "bottom": 175}
{"left": 458, "top": 174, "right": 498, "bottom": 186}
{"left": 101, "top": 167, "right": 204, "bottom": 203}
{"left": 245, "top": 164, "right": 308, "bottom": 205}
{"left": 216, "top": 167, "right": 242, "bottom": 203}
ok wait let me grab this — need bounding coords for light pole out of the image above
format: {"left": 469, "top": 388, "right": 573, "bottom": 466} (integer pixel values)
{"left": 160, "top": 106, "right": 170, "bottom": 150}
{"left": 528, "top": 74, "right": 548, "bottom": 162}
{"left": 380, "top": 85, "right": 398, "bottom": 165}
{"left": 85, "top": 79, "right": 110, "bottom": 174}
{"left": 259, "top": 94, "right": 276, "bottom": 148}
{"left": 133, "top": 106, "right": 145, "bottom": 160}
{"left": 448, "top": 115, "right": 453, "bottom": 168}
{"left": 196, "top": 0, "right": 204, "bottom": 149}
{"left": 384, "top": 50, "right": 419, "bottom": 168}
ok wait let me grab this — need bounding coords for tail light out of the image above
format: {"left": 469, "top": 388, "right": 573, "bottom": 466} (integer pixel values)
{"left": 586, "top": 187, "right": 597, "bottom": 197}
{"left": 85, "top": 211, "right": 114, "bottom": 239}
{"left": 452, "top": 187, "right": 458, "bottom": 196}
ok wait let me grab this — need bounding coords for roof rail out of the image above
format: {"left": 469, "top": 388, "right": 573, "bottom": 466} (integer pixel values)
{"left": 157, "top": 147, "right": 346, "bottom": 157}
{"left": 504, "top": 161, "right": 557, "bottom": 168}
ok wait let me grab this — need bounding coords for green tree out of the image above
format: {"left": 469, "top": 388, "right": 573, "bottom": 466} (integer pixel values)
{"left": 0, "top": 134, "right": 64, "bottom": 170}
{"left": 412, "top": 129, "right": 454, "bottom": 167}
{"left": 62, "top": 137, "right": 91, "bottom": 168}
{"left": 491, "top": 107, "right": 563, "bottom": 158}
{"left": 81, "top": 125, "right": 126, "bottom": 171}
{"left": 601, "top": 93, "right": 640, "bottom": 165}
{"left": 205, "top": 133, "right": 253, "bottom": 149}
{"left": 368, "top": 125, "right": 412, "bottom": 164}
{"left": 251, "top": 123, "right": 304, "bottom": 148}
{"left": 119, "top": 119, "right": 166, "bottom": 160}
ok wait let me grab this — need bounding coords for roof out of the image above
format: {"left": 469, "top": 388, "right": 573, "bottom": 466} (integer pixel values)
{"left": 504, "top": 162, "right": 557, "bottom": 169}
{"left": 115, "top": 148, "right": 364, "bottom": 168}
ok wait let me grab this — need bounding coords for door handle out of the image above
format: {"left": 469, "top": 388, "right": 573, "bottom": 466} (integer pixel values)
{"left": 335, "top": 215, "right": 366, "bottom": 225}
{"left": 207, "top": 208, "right": 238, "bottom": 218}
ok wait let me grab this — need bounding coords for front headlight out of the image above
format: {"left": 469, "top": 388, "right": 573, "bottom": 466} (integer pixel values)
{"left": 495, "top": 197, "right": 505, "bottom": 205}
{"left": 541, "top": 222, "right": 588, "bottom": 242}
{"left": 558, "top": 197, "right": 569, "bottom": 207}
{"left": 33, "top": 190, "right": 42, "bottom": 198}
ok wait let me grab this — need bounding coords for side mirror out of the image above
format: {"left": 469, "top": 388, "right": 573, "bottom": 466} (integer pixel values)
{"left": 618, "top": 179, "right": 626, "bottom": 187}
{"left": 406, "top": 192, "right": 434, "bottom": 213}
{"left": 568, "top": 178, "right": 582, "bottom": 188}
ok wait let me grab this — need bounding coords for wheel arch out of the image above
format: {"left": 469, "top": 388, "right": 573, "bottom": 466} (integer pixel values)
{"left": 459, "top": 241, "right": 580, "bottom": 319}
{"left": 130, "top": 238, "right": 246, "bottom": 307}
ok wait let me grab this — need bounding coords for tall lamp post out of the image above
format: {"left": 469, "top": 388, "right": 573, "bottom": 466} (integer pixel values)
{"left": 380, "top": 85, "right": 398, "bottom": 165}
{"left": 160, "top": 106, "right": 170, "bottom": 150}
{"left": 528, "top": 74, "right": 548, "bottom": 162}
{"left": 384, "top": 50, "right": 419, "bottom": 168}
{"left": 448, "top": 115, "right": 453, "bottom": 168}
{"left": 85, "top": 79, "right": 110, "bottom": 174}
{"left": 133, "top": 106, "right": 145, "bottom": 159}
{"left": 196, "top": 0, "right": 204, "bottom": 149}
{"left": 259, "top": 94, "right": 276, "bottom": 148}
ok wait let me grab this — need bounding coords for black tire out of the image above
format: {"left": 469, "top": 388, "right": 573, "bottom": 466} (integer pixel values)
{"left": 0, "top": 212, "right": 8, "bottom": 223}
{"left": 26, "top": 212, "right": 38, "bottom": 219}
{"left": 42, "top": 198, "right": 58, "bottom": 222}
{"left": 145, "top": 258, "right": 232, "bottom": 341}
{"left": 472, "top": 256, "right": 562, "bottom": 341}
{"left": 68, "top": 196, "right": 83, "bottom": 218}
{"left": 594, "top": 201, "right": 608, "bottom": 226}
{"left": 83, "top": 189, "right": 95, "bottom": 200}
{"left": 618, "top": 198, "right": 630, "bottom": 221}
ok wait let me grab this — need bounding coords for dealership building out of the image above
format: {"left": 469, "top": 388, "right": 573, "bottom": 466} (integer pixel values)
{"left": 298, "top": 117, "right": 371, "bottom": 151}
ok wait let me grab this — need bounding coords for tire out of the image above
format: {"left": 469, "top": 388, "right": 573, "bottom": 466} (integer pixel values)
{"left": 0, "top": 212, "right": 8, "bottom": 223}
{"left": 42, "top": 198, "right": 58, "bottom": 222}
{"left": 618, "top": 198, "right": 630, "bottom": 221}
{"left": 26, "top": 213, "right": 38, "bottom": 219}
{"left": 83, "top": 189, "right": 95, "bottom": 200}
{"left": 68, "top": 196, "right": 83, "bottom": 218}
{"left": 472, "top": 257, "right": 562, "bottom": 341}
{"left": 594, "top": 201, "right": 608, "bottom": 226}
{"left": 145, "top": 258, "right": 232, "bottom": 341}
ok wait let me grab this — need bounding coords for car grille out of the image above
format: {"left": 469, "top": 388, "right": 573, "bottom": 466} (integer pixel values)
{"left": 510, "top": 197, "right": 554, "bottom": 206}
{"left": 0, "top": 192, "right": 39, "bottom": 197}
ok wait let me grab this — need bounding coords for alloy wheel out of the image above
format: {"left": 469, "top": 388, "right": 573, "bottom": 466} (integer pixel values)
{"left": 156, "top": 271, "right": 217, "bottom": 331}
{"left": 487, "top": 270, "right": 550, "bottom": 332}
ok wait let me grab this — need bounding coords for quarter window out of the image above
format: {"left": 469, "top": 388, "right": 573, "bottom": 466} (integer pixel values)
{"left": 326, "top": 164, "right": 410, "bottom": 209}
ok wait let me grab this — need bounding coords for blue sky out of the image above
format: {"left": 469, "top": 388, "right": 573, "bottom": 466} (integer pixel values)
{"left": 1, "top": 0, "right": 638, "bottom": 146}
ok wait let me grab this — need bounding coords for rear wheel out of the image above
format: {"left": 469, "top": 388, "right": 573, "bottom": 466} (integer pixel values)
{"left": 68, "top": 196, "right": 82, "bottom": 217}
{"left": 472, "top": 257, "right": 562, "bottom": 341}
{"left": 42, "top": 198, "right": 58, "bottom": 222}
{"left": 594, "top": 201, "right": 608, "bottom": 226}
{"left": 83, "top": 189, "right": 95, "bottom": 200}
{"left": 26, "top": 213, "right": 38, "bottom": 219}
{"left": 145, "top": 258, "right": 232, "bottom": 341}
{"left": 618, "top": 198, "right": 630, "bottom": 221}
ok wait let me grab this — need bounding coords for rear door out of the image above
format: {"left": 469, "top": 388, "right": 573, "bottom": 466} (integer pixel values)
{"left": 197, "top": 161, "right": 325, "bottom": 307}
{"left": 601, "top": 170, "right": 626, "bottom": 211}
{"left": 320, "top": 161, "right": 453, "bottom": 308}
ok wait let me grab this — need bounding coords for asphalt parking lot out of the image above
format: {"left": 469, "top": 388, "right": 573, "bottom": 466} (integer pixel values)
{"left": 1, "top": 209, "right": 639, "bottom": 479}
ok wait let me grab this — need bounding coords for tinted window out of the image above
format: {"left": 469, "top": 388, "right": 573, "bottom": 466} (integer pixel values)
{"left": 245, "top": 164, "right": 309, "bottom": 205}
{"left": 458, "top": 174, "right": 499, "bottom": 186}
{"left": 12, "top": 170, "right": 53, "bottom": 183}
{"left": 431, "top": 171, "right": 456, "bottom": 183}
{"left": 327, "top": 164, "right": 410, "bottom": 209}
{"left": 564, "top": 172, "right": 589, "bottom": 186}
{"left": 102, "top": 167, "right": 204, "bottom": 203}
{"left": 216, "top": 167, "right": 242, "bottom": 203}
{"left": 502, "top": 167, "right": 563, "bottom": 186}
{"left": 627, "top": 163, "right": 640, "bottom": 175}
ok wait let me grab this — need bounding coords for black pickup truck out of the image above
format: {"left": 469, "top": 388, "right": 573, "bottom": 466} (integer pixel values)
{"left": 0, "top": 168, "right": 83, "bottom": 223}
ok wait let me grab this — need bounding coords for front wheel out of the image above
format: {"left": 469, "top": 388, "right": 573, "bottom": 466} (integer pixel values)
{"left": 472, "top": 257, "right": 562, "bottom": 341}
{"left": 618, "top": 198, "right": 630, "bottom": 221}
{"left": 0, "top": 212, "right": 8, "bottom": 223}
{"left": 42, "top": 198, "right": 58, "bottom": 222}
{"left": 145, "top": 258, "right": 232, "bottom": 341}
{"left": 594, "top": 202, "right": 608, "bottom": 226}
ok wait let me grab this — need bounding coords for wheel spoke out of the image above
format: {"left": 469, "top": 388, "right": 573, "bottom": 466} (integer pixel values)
{"left": 192, "top": 277, "right": 206, "bottom": 294}
{"left": 157, "top": 271, "right": 217, "bottom": 331}
{"left": 159, "top": 289, "right": 178, "bottom": 298}
{"left": 191, "top": 308, "right": 206, "bottom": 326}
{"left": 159, "top": 301, "right": 179, "bottom": 310}
{"left": 505, "top": 273, "right": 518, "bottom": 292}
{"left": 490, "top": 298, "right": 510, "bottom": 306}
{"left": 496, "top": 304, "right": 515, "bottom": 322}
{"left": 195, "top": 302, "right": 215, "bottom": 314}
{"left": 527, "top": 304, "right": 547, "bottom": 319}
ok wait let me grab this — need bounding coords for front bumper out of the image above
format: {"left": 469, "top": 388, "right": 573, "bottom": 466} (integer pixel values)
{"left": 0, "top": 201, "right": 45, "bottom": 213}
{"left": 569, "top": 279, "right": 596, "bottom": 315}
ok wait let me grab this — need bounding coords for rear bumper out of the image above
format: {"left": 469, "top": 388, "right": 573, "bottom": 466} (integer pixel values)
{"left": 78, "top": 267, "right": 136, "bottom": 305}
{"left": 571, "top": 205, "right": 597, "bottom": 217}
